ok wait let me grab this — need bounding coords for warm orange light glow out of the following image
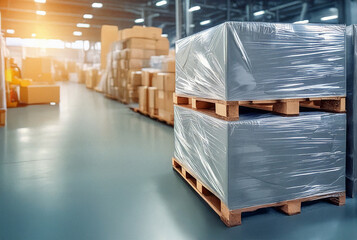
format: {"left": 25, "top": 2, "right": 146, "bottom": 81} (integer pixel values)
{"left": 77, "top": 23, "right": 90, "bottom": 28}
{"left": 36, "top": 10, "right": 46, "bottom": 15}
{"left": 83, "top": 14, "right": 93, "bottom": 19}
{"left": 73, "top": 31, "right": 82, "bottom": 36}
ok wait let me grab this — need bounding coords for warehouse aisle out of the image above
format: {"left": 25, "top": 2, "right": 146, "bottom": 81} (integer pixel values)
{"left": 0, "top": 82, "right": 356, "bottom": 240}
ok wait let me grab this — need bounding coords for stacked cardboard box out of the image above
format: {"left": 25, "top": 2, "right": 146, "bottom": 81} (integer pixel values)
{"left": 173, "top": 22, "right": 346, "bottom": 226}
{"left": 112, "top": 26, "right": 169, "bottom": 104}
{"left": 85, "top": 68, "right": 100, "bottom": 89}
{"left": 138, "top": 68, "right": 159, "bottom": 112}
{"left": 137, "top": 56, "right": 175, "bottom": 124}
{"left": 22, "top": 57, "right": 53, "bottom": 83}
{"left": 153, "top": 57, "right": 175, "bottom": 122}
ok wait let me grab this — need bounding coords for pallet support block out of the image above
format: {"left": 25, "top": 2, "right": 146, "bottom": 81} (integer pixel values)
{"left": 215, "top": 103, "right": 239, "bottom": 119}
{"left": 320, "top": 98, "right": 346, "bottom": 112}
{"left": 280, "top": 201, "right": 301, "bottom": 215}
{"left": 273, "top": 101, "right": 300, "bottom": 115}
{"left": 221, "top": 204, "right": 242, "bottom": 227}
{"left": 329, "top": 194, "right": 346, "bottom": 206}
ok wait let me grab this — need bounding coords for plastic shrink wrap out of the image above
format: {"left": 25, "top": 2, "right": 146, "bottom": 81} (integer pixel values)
{"left": 347, "top": 25, "right": 357, "bottom": 197}
{"left": 174, "top": 106, "right": 346, "bottom": 210}
{"left": 175, "top": 22, "right": 346, "bottom": 101}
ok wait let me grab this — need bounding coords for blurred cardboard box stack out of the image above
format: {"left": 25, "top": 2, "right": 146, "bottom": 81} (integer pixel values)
{"left": 115, "top": 26, "right": 169, "bottom": 104}
{"left": 22, "top": 57, "right": 54, "bottom": 83}
{"left": 138, "top": 55, "right": 175, "bottom": 124}
{"left": 85, "top": 68, "right": 100, "bottom": 89}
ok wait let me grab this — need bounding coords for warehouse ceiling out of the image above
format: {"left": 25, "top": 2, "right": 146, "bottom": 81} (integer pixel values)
{"left": 0, "top": 0, "right": 343, "bottom": 42}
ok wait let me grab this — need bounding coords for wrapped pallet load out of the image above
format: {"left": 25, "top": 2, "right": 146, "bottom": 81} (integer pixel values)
{"left": 173, "top": 22, "right": 346, "bottom": 226}
{"left": 347, "top": 25, "right": 357, "bottom": 197}
{"left": 176, "top": 22, "right": 345, "bottom": 101}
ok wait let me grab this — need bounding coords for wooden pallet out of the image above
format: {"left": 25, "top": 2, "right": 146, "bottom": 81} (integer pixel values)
{"left": 172, "top": 157, "right": 345, "bottom": 227}
{"left": 130, "top": 107, "right": 174, "bottom": 126}
{"left": 105, "top": 94, "right": 118, "bottom": 101}
{"left": 173, "top": 94, "right": 346, "bottom": 121}
{"left": 0, "top": 109, "right": 6, "bottom": 127}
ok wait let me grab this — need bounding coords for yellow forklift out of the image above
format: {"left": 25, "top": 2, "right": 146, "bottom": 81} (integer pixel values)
{"left": 5, "top": 58, "right": 31, "bottom": 107}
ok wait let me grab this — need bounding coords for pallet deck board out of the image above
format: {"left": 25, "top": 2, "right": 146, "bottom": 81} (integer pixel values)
{"left": 173, "top": 94, "right": 346, "bottom": 121}
{"left": 172, "top": 157, "right": 345, "bottom": 227}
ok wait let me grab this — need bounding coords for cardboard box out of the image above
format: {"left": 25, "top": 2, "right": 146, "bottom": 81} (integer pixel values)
{"left": 157, "top": 90, "right": 165, "bottom": 110}
{"left": 121, "top": 26, "right": 162, "bottom": 40}
{"left": 22, "top": 57, "right": 53, "bottom": 82}
{"left": 86, "top": 69, "right": 98, "bottom": 89}
{"left": 129, "top": 71, "right": 142, "bottom": 86}
{"left": 138, "top": 86, "right": 148, "bottom": 113}
{"left": 153, "top": 73, "right": 175, "bottom": 91}
{"left": 125, "top": 38, "right": 156, "bottom": 50}
{"left": 148, "top": 87, "right": 157, "bottom": 109}
{"left": 122, "top": 49, "right": 156, "bottom": 59}
{"left": 156, "top": 49, "right": 169, "bottom": 56}
{"left": 149, "top": 108, "right": 158, "bottom": 116}
{"left": 158, "top": 109, "right": 174, "bottom": 122}
{"left": 20, "top": 85, "right": 60, "bottom": 104}
{"left": 120, "top": 59, "right": 150, "bottom": 70}
{"left": 155, "top": 37, "right": 170, "bottom": 55}
{"left": 161, "top": 58, "right": 175, "bottom": 72}
{"left": 66, "top": 61, "right": 77, "bottom": 73}
{"left": 128, "top": 89, "right": 139, "bottom": 99}
{"left": 164, "top": 91, "right": 174, "bottom": 112}
{"left": 101, "top": 25, "right": 119, "bottom": 69}
{"left": 142, "top": 69, "right": 159, "bottom": 86}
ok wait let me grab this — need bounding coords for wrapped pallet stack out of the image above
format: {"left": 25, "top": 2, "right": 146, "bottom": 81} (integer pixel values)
{"left": 347, "top": 25, "right": 357, "bottom": 197}
{"left": 173, "top": 22, "right": 347, "bottom": 226}
{"left": 115, "top": 26, "right": 169, "bottom": 104}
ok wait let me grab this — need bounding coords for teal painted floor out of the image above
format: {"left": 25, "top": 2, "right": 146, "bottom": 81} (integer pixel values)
{"left": 0, "top": 82, "right": 356, "bottom": 240}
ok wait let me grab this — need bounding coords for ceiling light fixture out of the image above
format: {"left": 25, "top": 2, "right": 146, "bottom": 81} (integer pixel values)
{"left": 92, "top": 2, "right": 103, "bottom": 8}
{"left": 189, "top": 6, "right": 201, "bottom": 12}
{"left": 253, "top": 10, "right": 265, "bottom": 16}
{"left": 34, "top": 0, "right": 46, "bottom": 3}
{"left": 36, "top": 10, "right": 46, "bottom": 15}
{"left": 32, "top": 33, "right": 37, "bottom": 37}
{"left": 321, "top": 15, "right": 338, "bottom": 21}
{"left": 134, "top": 18, "right": 144, "bottom": 23}
{"left": 156, "top": 0, "right": 167, "bottom": 6}
{"left": 294, "top": 20, "right": 309, "bottom": 24}
{"left": 200, "top": 20, "right": 211, "bottom": 25}
{"left": 83, "top": 14, "right": 93, "bottom": 19}
{"left": 73, "top": 31, "right": 82, "bottom": 36}
{"left": 161, "top": 34, "right": 168, "bottom": 37}
{"left": 77, "top": 23, "right": 90, "bottom": 28}
{"left": 6, "top": 29, "right": 15, "bottom": 34}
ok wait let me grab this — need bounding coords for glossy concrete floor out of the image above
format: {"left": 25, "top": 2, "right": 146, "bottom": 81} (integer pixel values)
{"left": 0, "top": 82, "right": 356, "bottom": 240}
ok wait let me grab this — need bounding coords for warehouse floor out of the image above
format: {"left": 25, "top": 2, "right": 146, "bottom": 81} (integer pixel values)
{"left": 0, "top": 82, "right": 356, "bottom": 239}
